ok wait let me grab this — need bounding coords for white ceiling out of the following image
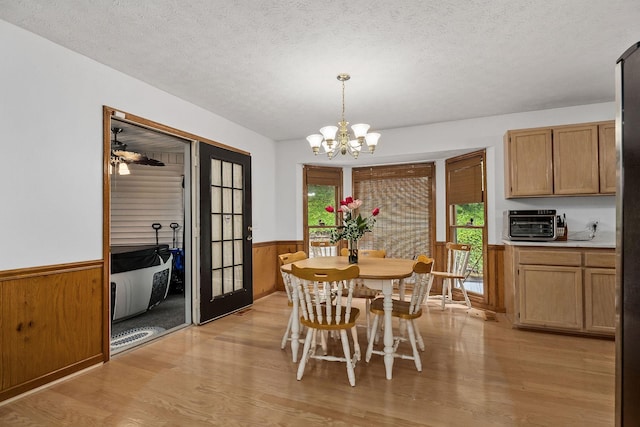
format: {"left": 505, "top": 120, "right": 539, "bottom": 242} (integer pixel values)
{"left": 1, "top": 0, "right": 639, "bottom": 144}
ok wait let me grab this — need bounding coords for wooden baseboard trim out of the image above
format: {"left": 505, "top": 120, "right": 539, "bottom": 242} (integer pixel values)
{"left": 0, "top": 355, "right": 104, "bottom": 403}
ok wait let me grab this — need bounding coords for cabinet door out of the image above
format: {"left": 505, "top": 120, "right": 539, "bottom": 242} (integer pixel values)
{"left": 505, "top": 129, "right": 553, "bottom": 197}
{"left": 553, "top": 125, "right": 599, "bottom": 194}
{"left": 519, "top": 265, "right": 583, "bottom": 330}
{"left": 584, "top": 267, "right": 616, "bottom": 334}
{"left": 598, "top": 122, "right": 616, "bottom": 194}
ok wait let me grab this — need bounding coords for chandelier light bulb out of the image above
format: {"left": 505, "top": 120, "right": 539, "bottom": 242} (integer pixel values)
{"left": 319, "top": 126, "right": 338, "bottom": 142}
{"left": 365, "top": 132, "right": 381, "bottom": 153}
{"left": 118, "top": 162, "right": 131, "bottom": 175}
{"left": 351, "top": 123, "right": 370, "bottom": 139}
{"left": 306, "top": 134, "right": 323, "bottom": 155}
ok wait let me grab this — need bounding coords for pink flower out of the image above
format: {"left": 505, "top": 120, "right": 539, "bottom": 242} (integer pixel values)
{"left": 372, "top": 207, "right": 380, "bottom": 216}
{"left": 325, "top": 206, "right": 335, "bottom": 213}
{"left": 346, "top": 199, "right": 362, "bottom": 210}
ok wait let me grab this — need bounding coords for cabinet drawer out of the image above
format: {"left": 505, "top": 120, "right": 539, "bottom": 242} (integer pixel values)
{"left": 584, "top": 251, "right": 616, "bottom": 268}
{"left": 518, "top": 249, "right": 582, "bottom": 266}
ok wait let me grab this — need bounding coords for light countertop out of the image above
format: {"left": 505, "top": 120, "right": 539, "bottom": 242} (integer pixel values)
{"left": 502, "top": 231, "right": 615, "bottom": 249}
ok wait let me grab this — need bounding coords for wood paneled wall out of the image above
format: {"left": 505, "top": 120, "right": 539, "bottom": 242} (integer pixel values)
{"left": 0, "top": 261, "right": 105, "bottom": 402}
{"left": 252, "top": 241, "right": 304, "bottom": 299}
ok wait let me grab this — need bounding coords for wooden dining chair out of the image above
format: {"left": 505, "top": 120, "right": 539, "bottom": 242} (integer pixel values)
{"left": 365, "top": 255, "right": 434, "bottom": 372}
{"left": 339, "top": 247, "right": 386, "bottom": 340}
{"left": 427, "top": 242, "right": 472, "bottom": 309}
{"left": 290, "top": 263, "right": 361, "bottom": 386}
{"left": 278, "top": 251, "right": 308, "bottom": 362}
{"left": 310, "top": 240, "right": 337, "bottom": 257}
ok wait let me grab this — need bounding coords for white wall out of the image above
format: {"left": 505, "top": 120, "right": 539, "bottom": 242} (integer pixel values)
{"left": 275, "top": 103, "right": 616, "bottom": 245}
{"left": 0, "top": 20, "right": 277, "bottom": 270}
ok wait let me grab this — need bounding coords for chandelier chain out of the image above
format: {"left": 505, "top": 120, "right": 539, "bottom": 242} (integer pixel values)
{"left": 341, "top": 79, "right": 346, "bottom": 123}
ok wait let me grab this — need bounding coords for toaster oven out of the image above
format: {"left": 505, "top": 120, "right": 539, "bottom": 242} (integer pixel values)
{"left": 506, "top": 209, "right": 557, "bottom": 241}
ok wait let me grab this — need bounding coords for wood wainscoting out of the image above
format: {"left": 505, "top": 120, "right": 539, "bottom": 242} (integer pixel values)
{"left": 0, "top": 261, "right": 105, "bottom": 402}
{"left": 252, "top": 241, "right": 304, "bottom": 299}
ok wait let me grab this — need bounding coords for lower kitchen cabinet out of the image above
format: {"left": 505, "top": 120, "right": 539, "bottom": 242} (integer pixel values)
{"left": 519, "top": 264, "right": 583, "bottom": 330}
{"left": 584, "top": 267, "right": 617, "bottom": 334}
{"left": 505, "top": 245, "right": 615, "bottom": 337}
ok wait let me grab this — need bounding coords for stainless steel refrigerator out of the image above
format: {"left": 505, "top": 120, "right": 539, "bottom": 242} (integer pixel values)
{"left": 616, "top": 40, "right": 640, "bottom": 427}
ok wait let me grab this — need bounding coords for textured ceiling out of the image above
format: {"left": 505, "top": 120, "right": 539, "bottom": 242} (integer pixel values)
{"left": 1, "top": 0, "right": 639, "bottom": 143}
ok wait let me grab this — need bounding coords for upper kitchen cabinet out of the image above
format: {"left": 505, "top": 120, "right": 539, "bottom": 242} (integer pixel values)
{"left": 504, "top": 120, "right": 615, "bottom": 198}
{"left": 598, "top": 122, "right": 616, "bottom": 194}
{"left": 552, "top": 124, "right": 599, "bottom": 195}
{"left": 503, "top": 128, "right": 553, "bottom": 197}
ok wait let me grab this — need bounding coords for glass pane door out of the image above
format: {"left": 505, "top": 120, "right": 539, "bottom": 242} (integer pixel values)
{"left": 199, "top": 142, "right": 252, "bottom": 323}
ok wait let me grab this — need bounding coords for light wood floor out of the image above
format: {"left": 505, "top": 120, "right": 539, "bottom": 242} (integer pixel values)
{"left": 0, "top": 292, "right": 615, "bottom": 426}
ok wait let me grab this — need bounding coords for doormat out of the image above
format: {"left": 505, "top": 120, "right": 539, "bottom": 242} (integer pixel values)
{"left": 110, "top": 326, "right": 166, "bottom": 351}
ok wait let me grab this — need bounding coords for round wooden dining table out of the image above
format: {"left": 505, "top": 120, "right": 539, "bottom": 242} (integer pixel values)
{"left": 281, "top": 255, "right": 415, "bottom": 380}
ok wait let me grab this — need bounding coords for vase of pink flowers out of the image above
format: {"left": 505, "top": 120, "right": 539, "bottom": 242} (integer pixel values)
{"left": 325, "top": 196, "right": 380, "bottom": 264}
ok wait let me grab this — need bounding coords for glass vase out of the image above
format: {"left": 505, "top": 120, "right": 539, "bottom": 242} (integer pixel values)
{"left": 348, "top": 239, "right": 358, "bottom": 264}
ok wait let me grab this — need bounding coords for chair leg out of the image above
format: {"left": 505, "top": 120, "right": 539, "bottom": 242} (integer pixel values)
{"left": 340, "top": 329, "right": 356, "bottom": 386}
{"left": 281, "top": 310, "right": 293, "bottom": 349}
{"left": 366, "top": 314, "right": 380, "bottom": 362}
{"left": 425, "top": 277, "right": 434, "bottom": 304}
{"left": 365, "top": 299, "right": 371, "bottom": 342}
{"left": 297, "top": 328, "right": 314, "bottom": 381}
{"left": 457, "top": 278, "right": 472, "bottom": 308}
{"left": 374, "top": 316, "right": 383, "bottom": 344}
{"left": 406, "top": 320, "right": 422, "bottom": 372}
{"left": 320, "top": 329, "right": 328, "bottom": 355}
{"left": 413, "top": 321, "right": 425, "bottom": 351}
{"left": 441, "top": 278, "right": 449, "bottom": 309}
{"left": 350, "top": 326, "right": 361, "bottom": 361}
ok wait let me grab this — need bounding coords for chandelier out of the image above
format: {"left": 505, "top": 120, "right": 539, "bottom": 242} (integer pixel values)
{"left": 306, "top": 73, "right": 380, "bottom": 159}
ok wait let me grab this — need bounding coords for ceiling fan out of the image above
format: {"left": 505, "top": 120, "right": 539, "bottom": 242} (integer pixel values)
{"left": 110, "top": 127, "right": 165, "bottom": 167}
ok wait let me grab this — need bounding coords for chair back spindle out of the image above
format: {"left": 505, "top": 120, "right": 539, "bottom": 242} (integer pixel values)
{"left": 310, "top": 241, "right": 338, "bottom": 257}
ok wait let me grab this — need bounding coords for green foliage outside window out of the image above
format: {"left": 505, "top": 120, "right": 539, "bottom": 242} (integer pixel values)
{"left": 454, "top": 203, "right": 484, "bottom": 277}
{"left": 308, "top": 185, "right": 336, "bottom": 239}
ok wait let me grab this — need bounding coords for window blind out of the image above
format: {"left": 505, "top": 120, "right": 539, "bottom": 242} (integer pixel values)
{"left": 446, "top": 154, "right": 484, "bottom": 205}
{"left": 353, "top": 163, "right": 435, "bottom": 259}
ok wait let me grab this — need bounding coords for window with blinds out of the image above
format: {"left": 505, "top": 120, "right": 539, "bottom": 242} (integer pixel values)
{"left": 353, "top": 163, "right": 435, "bottom": 259}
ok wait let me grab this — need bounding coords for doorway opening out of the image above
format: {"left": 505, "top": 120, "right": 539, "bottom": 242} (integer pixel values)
{"left": 107, "top": 116, "right": 193, "bottom": 354}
